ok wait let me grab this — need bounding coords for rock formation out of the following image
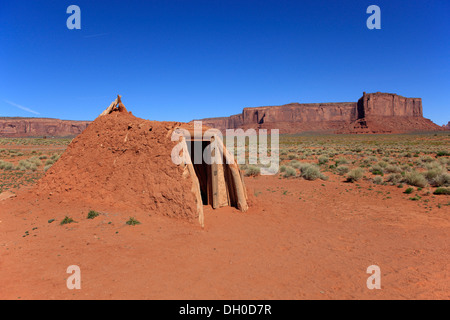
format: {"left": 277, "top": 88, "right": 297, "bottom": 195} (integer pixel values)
{"left": 0, "top": 117, "right": 91, "bottom": 137}
{"left": 1, "top": 92, "right": 443, "bottom": 137}
{"left": 443, "top": 122, "right": 450, "bottom": 130}
{"left": 197, "top": 92, "right": 443, "bottom": 134}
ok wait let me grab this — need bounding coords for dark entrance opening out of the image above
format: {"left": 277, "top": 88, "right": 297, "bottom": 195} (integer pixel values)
{"left": 185, "top": 137, "right": 243, "bottom": 210}
{"left": 186, "top": 140, "right": 212, "bottom": 205}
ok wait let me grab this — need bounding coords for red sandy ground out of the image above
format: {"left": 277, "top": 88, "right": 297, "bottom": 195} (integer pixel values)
{"left": 0, "top": 175, "right": 449, "bottom": 300}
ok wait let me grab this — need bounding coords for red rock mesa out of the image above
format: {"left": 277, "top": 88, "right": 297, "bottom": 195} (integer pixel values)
{"left": 196, "top": 92, "right": 443, "bottom": 134}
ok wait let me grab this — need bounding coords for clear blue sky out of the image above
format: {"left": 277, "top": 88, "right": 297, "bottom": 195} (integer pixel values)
{"left": 1, "top": 0, "right": 449, "bottom": 125}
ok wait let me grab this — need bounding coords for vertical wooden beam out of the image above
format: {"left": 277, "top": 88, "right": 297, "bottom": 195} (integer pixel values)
{"left": 181, "top": 138, "right": 204, "bottom": 227}
{"left": 215, "top": 136, "right": 248, "bottom": 212}
{"left": 210, "top": 137, "right": 219, "bottom": 209}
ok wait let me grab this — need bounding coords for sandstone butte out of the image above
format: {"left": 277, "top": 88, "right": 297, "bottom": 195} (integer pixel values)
{"left": 443, "top": 121, "right": 450, "bottom": 130}
{"left": 0, "top": 92, "right": 445, "bottom": 137}
{"left": 0, "top": 117, "right": 90, "bottom": 138}
{"left": 196, "top": 92, "right": 445, "bottom": 134}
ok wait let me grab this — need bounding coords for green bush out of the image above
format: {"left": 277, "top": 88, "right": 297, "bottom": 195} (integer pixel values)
{"left": 126, "top": 217, "right": 141, "bottom": 226}
{"left": 436, "top": 151, "right": 450, "bottom": 157}
{"left": 404, "top": 187, "right": 414, "bottom": 194}
{"left": 60, "top": 216, "right": 75, "bottom": 225}
{"left": 433, "top": 187, "right": 450, "bottom": 195}
{"left": 87, "top": 210, "right": 100, "bottom": 219}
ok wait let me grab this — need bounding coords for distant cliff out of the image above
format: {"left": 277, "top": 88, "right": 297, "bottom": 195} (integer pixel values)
{"left": 0, "top": 117, "right": 91, "bottom": 137}
{"left": 443, "top": 122, "right": 450, "bottom": 130}
{"left": 196, "top": 92, "right": 443, "bottom": 134}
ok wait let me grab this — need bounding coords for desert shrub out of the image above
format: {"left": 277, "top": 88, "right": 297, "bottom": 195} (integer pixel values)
{"left": 405, "top": 171, "right": 428, "bottom": 188}
{"left": 404, "top": 187, "right": 414, "bottom": 194}
{"left": 299, "top": 163, "right": 326, "bottom": 181}
{"left": 60, "top": 216, "right": 75, "bottom": 225}
{"left": 433, "top": 187, "right": 450, "bottom": 195}
{"left": 373, "top": 176, "right": 384, "bottom": 185}
{"left": 87, "top": 210, "right": 100, "bottom": 219}
{"left": 378, "top": 161, "right": 388, "bottom": 168}
{"left": 126, "top": 217, "right": 141, "bottom": 226}
{"left": 283, "top": 166, "right": 297, "bottom": 178}
{"left": 44, "top": 164, "right": 52, "bottom": 172}
{"left": 425, "top": 161, "right": 443, "bottom": 171}
{"left": 430, "top": 172, "right": 450, "bottom": 187}
{"left": 436, "top": 151, "right": 450, "bottom": 157}
{"left": 297, "top": 162, "right": 311, "bottom": 171}
{"left": 18, "top": 160, "right": 31, "bottom": 169}
{"left": 289, "top": 160, "right": 301, "bottom": 169}
{"left": 318, "top": 155, "right": 329, "bottom": 165}
{"left": 301, "top": 165, "right": 321, "bottom": 180}
{"left": 335, "top": 157, "right": 349, "bottom": 165}
{"left": 288, "top": 154, "right": 297, "bottom": 160}
{"left": 386, "top": 173, "right": 403, "bottom": 185}
{"left": 385, "top": 165, "right": 402, "bottom": 174}
{"left": 0, "top": 160, "right": 14, "bottom": 170}
{"left": 438, "top": 157, "right": 450, "bottom": 166}
{"left": 336, "top": 165, "right": 350, "bottom": 176}
{"left": 401, "top": 164, "right": 411, "bottom": 172}
{"left": 370, "top": 164, "right": 384, "bottom": 176}
{"left": 245, "top": 165, "right": 260, "bottom": 177}
{"left": 346, "top": 168, "right": 364, "bottom": 182}
{"left": 424, "top": 167, "right": 444, "bottom": 183}
{"left": 29, "top": 156, "right": 42, "bottom": 166}
{"left": 389, "top": 159, "right": 398, "bottom": 165}
{"left": 279, "top": 165, "right": 287, "bottom": 173}
{"left": 420, "top": 156, "right": 434, "bottom": 163}
{"left": 239, "top": 163, "right": 248, "bottom": 170}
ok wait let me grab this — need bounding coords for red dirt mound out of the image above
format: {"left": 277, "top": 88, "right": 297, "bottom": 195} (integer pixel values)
{"left": 33, "top": 110, "right": 198, "bottom": 219}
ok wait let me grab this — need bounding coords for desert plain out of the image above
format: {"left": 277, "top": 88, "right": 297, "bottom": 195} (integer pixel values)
{"left": 0, "top": 130, "right": 449, "bottom": 300}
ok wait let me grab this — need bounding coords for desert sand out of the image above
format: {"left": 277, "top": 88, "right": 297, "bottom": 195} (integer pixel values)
{"left": 0, "top": 173, "right": 449, "bottom": 299}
